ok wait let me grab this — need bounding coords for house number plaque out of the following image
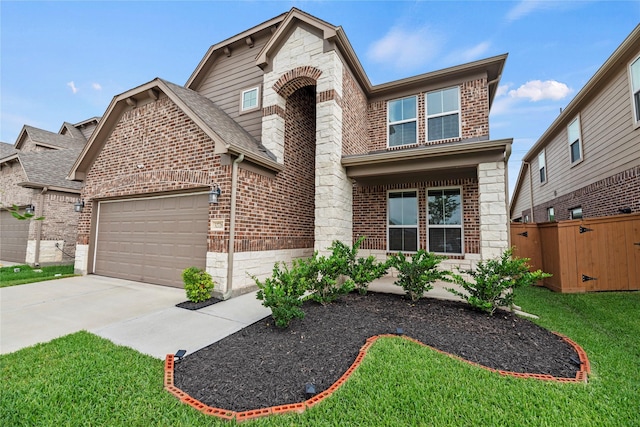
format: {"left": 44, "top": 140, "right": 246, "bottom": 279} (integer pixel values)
{"left": 210, "top": 219, "right": 225, "bottom": 231}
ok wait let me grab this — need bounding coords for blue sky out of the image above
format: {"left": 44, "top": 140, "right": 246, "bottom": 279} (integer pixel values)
{"left": 1, "top": 1, "right": 639, "bottom": 196}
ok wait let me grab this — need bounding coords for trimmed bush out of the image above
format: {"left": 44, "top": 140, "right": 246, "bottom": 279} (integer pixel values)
{"left": 253, "top": 261, "right": 308, "bottom": 328}
{"left": 181, "top": 267, "right": 215, "bottom": 303}
{"left": 303, "top": 251, "right": 355, "bottom": 305}
{"left": 389, "top": 250, "right": 449, "bottom": 302}
{"left": 447, "top": 248, "right": 551, "bottom": 315}
{"left": 331, "top": 237, "right": 389, "bottom": 295}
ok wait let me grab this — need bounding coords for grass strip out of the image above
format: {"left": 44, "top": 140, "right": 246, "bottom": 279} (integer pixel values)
{"left": 0, "top": 264, "right": 75, "bottom": 288}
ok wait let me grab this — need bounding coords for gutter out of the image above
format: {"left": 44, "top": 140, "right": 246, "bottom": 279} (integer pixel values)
{"left": 224, "top": 153, "right": 244, "bottom": 300}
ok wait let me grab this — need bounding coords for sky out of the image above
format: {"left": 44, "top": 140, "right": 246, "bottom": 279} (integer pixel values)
{"left": 1, "top": 0, "right": 639, "bottom": 197}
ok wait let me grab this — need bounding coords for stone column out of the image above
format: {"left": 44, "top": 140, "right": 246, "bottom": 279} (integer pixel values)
{"left": 478, "top": 161, "right": 509, "bottom": 259}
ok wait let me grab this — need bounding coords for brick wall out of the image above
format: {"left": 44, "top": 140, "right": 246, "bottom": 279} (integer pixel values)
{"left": 341, "top": 69, "right": 369, "bottom": 156}
{"left": 77, "top": 96, "right": 227, "bottom": 250}
{"left": 367, "top": 77, "right": 489, "bottom": 152}
{"left": 353, "top": 177, "right": 480, "bottom": 256}
{"left": 531, "top": 165, "right": 640, "bottom": 221}
{"left": 40, "top": 191, "right": 80, "bottom": 260}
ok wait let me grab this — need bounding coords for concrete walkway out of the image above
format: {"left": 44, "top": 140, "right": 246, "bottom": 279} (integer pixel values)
{"left": 1, "top": 274, "right": 477, "bottom": 360}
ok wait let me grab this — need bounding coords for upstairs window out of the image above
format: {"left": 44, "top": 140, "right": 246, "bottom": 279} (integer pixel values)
{"left": 568, "top": 116, "right": 582, "bottom": 164}
{"left": 388, "top": 96, "right": 417, "bottom": 147}
{"left": 426, "top": 87, "right": 460, "bottom": 142}
{"left": 427, "top": 188, "right": 463, "bottom": 254}
{"left": 388, "top": 191, "right": 418, "bottom": 252}
{"left": 539, "top": 150, "right": 546, "bottom": 183}
{"left": 630, "top": 56, "right": 640, "bottom": 124}
{"left": 240, "top": 86, "right": 260, "bottom": 112}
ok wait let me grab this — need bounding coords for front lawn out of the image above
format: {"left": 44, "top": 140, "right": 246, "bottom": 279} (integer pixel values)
{"left": 0, "top": 264, "right": 75, "bottom": 288}
{"left": 1, "top": 288, "right": 638, "bottom": 426}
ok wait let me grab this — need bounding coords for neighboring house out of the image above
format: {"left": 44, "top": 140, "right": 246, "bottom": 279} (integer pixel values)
{"left": 0, "top": 118, "right": 99, "bottom": 264}
{"left": 68, "top": 8, "right": 512, "bottom": 296}
{"left": 511, "top": 25, "right": 640, "bottom": 223}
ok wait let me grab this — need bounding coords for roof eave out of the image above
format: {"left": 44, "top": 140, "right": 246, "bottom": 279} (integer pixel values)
{"left": 18, "top": 181, "right": 81, "bottom": 194}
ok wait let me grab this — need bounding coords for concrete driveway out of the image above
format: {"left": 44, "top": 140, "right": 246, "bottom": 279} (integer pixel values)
{"left": 0, "top": 275, "right": 270, "bottom": 359}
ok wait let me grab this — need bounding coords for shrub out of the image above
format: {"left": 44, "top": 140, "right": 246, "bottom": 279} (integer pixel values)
{"left": 389, "top": 250, "right": 449, "bottom": 302}
{"left": 253, "top": 261, "right": 308, "bottom": 328}
{"left": 181, "top": 267, "right": 215, "bottom": 303}
{"left": 447, "top": 248, "right": 551, "bottom": 315}
{"left": 331, "top": 237, "right": 388, "bottom": 295}
{"left": 303, "top": 251, "right": 354, "bottom": 305}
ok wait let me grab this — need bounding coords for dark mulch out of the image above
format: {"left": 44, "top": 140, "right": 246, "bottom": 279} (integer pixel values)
{"left": 174, "top": 292, "right": 579, "bottom": 412}
{"left": 176, "top": 297, "right": 222, "bottom": 310}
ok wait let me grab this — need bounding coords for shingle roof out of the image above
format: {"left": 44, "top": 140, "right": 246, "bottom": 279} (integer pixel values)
{"left": 160, "top": 79, "right": 276, "bottom": 162}
{"left": 0, "top": 142, "right": 18, "bottom": 159}
{"left": 60, "top": 122, "right": 87, "bottom": 140}
{"left": 24, "top": 126, "right": 86, "bottom": 150}
{"left": 17, "top": 148, "right": 83, "bottom": 191}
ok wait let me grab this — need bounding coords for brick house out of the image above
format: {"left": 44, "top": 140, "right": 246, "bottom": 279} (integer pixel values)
{"left": 0, "top": 118, "right": 98, "bottom": 264}
{"left": 511, "top": 24, "right": 640, "bottom": 223}
{"left": 68, "top": 8, "right": 512, "bottom": 297}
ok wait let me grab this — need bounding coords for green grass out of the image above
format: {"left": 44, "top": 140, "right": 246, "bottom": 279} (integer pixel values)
{"left": 1, "top": 288, "right": 639, "bottom": 426}
{"left": 0, "top": 264, "right": 75, "bottom": 288}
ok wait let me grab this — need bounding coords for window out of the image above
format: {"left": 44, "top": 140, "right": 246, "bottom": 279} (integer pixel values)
{"left": 630, "top": 56, "right": 640, "bottom": 124}
{"left": 426, "top": 87, "right": 460, "bottom": 142}
{"left": 570, "top": 207, "right": 583, "bottom": 220}
{"left": 388, "top": 191, "right": 418, "bottom": 252}
{"left": 388, "top": 96, "right": 417, "bottom": 147}
{"left": 568, "top": 116, "right": 582, "bottom": 164}
{"left": 427, "top": 188, "right": 463, "bottom": 254}
{"left": 547, "top": 207, "right": 555, "bottom": 222}
{"left": 539, "top": 151, "right": 546, "bottom": 183}
{"left": 240, "top": 87, "right": 260, "bottom": 112}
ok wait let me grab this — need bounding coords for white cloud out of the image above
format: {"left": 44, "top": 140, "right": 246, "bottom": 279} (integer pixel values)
{"left": 67, "top": 81, "right": 78, "bottom": 94}
{"left": 495, "top": 84, "right": 510, "bottom": 98}
{"left": 92, "top": 83, "right": 102, "bottom": 91}
{"left": 508, "top": 80, "right": 572, "bottom": 102}
{"left": 445, "top": 41, "right": 491, "bottom": 64}
{"left": 367, "top": 25, "right": 442, "bottom": 70}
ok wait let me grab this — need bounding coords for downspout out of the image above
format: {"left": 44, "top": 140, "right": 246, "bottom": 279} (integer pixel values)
{"left": 224, "top": 153, "right": 244, "bottom": 300}
{"left": 34, "top": 187, "right": 48, "bottom": 266}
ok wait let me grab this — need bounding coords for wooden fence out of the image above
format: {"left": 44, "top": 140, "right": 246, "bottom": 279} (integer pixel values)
{"left": 510, "top": 213, "right": 640, "bottom": 293}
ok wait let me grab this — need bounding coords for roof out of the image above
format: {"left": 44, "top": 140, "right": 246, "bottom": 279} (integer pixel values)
{"left": 59, "top": 122, "right": 87, "bottom": 140}
{"left": 68, "top": 78, "right": 281, "bottom": 181}
{"left": 509, "top": 23, "right": 640, "bottom": 215}
{"left": 0, "top": 142, "right": 18, "bottom": 159}
{"left": 16, "top": 125, "right": 87, "bottom": 151}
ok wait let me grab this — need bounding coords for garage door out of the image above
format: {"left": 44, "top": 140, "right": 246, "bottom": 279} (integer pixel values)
{"left": 0, "top": 210, "right": 30, "bottom": 263}
{"left": 94, "top": 193, "right": 209, "bottom": 287}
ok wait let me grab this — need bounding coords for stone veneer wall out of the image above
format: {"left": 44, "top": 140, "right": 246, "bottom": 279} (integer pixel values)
{"left": 478, "top": 161, "right": 509, "bottom": 259}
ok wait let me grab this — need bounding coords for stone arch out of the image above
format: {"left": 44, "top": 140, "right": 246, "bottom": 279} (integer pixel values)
{"left": 273, "top": 66, "right": 323, "bottom": 99}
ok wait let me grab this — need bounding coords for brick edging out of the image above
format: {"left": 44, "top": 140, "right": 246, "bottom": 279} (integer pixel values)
{"left": 164, "top": 333, "right": 590, "bottom": 422}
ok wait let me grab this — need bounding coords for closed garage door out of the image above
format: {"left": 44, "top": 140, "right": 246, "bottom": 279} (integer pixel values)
{"left": 0, "top": 210, "right": 30, "bottom": 263}
{"left": 94, "top": 193, "right": 209, "bottom": 287}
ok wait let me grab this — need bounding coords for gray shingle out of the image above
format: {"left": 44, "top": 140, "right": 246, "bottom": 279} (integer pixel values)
{"left": 18, "top": 148, "right": 83, "bottom": 190}
{"left": 0, "top": 142, "right": 18, "bottom": 159}
{"left": 24, "top": 126, "right": 86, "bottom": 150}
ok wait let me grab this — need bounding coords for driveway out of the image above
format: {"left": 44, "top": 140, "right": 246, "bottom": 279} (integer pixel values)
{"left": 0, "top": 275, "right": 270, "bottom": 358}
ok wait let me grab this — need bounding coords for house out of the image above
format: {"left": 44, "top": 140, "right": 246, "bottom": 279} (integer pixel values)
{"left": 511, "top": 24, "right": 640, "bottom": 223}
{"left": 0, "top": 118, "right": 99, "bottom": 264}
{"left": 68, "top": 8, "right": 512, "bottom": 297}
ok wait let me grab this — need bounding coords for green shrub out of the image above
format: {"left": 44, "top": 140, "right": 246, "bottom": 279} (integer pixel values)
{"left": 447, "top": 248, "right": 551, "bottom": 315}
{"left": 389, "top": 250, "right": 449, "bottom": 302}
{"left": 303, "top": 251, "right": 355, "bottom": 305}
{"left": 331, "top": 237, "right": 389, "bottom": 295}
{"left": 181, "top": 267, "right": 215, "bottom": 303}
{"left": 253, "top": 261, "right": 308, "bottom": 328}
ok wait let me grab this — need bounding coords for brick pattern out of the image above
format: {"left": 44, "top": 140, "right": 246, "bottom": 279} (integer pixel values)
{"left": 273, "top": 66, "right": 323, "bottom": 98}
{"left": 530, "top": 165, "right": 640, "bottom": 221}
{"left": 77, "top": 97, "right": 227, "bottom": 251}
{"left": 262, "top": 105, "right": 285, "bottom": 119}
{"left": 341, "top": 69, "right": 369, "bottom": 156}
{"left": 352, "top": 178, "right": 480, "bottom": 255}
{"left": 367, "top": 78, "right": 489, "bottom": 152}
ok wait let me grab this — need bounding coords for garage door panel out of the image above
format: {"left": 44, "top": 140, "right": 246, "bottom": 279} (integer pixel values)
{"left": 0, "top": 211, "right": 30, "bottom": 263}
{"left": 95, "top": 194, "right": 208, "bottom": 288}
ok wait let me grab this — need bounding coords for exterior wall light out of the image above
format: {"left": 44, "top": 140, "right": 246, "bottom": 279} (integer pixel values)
{"left": 74, "top": 200, "right": 85, "bottom": 213}
{"left": 209, "top": 184, "right": 221, "bottom": 204}
{"left": 25, "top": 204, "right": 35, "bottom": 215}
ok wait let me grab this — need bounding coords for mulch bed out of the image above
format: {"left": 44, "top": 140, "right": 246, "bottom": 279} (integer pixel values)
{"left": 174, "top": 291, "right": 579, "bottom": 412}
{"left": 175, "top": 297, "right": 222, "bottom": 310}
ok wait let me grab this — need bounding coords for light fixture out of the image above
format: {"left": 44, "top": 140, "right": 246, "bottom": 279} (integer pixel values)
{"left": 209, "top": 184, "right": 221, "bottom": 204}
{"left": 175, "top": 349, "right": 187, "bottom": 361}
{"left": 395, "top": 327, "right": 404, "bottom": 335}
{"left": 25, "top": 204, "right": 35, "bottom": 215}
{"left": 74, "top": 199, "right": 84, "bottom": 213}
{"left": 305, "top": 383, "right": 316, "bottom": 399}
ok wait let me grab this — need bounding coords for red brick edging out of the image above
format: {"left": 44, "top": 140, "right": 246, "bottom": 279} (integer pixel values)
{"left": 164, "top": 333, "right": 590, "bottom": 422}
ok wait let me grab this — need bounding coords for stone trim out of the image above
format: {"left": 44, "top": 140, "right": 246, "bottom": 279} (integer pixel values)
{"left": 273, "top": 66, "right": 323, "bottom": 98}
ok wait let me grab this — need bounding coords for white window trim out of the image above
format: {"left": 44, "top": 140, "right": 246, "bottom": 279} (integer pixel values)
{"left": 387, "top": 189, "right": 419, "bottom": 253}
{"left": 387, "top": 96, "right": 418, "bottom": 148}
{"left": 538, "top": 150, "right": 547, "bottom": 184}
{"left": 628, "top": 54, "right": 640, "bottom": 129}
{"left": 425, "top": 86, "right": 461, "bottom": 143}
{"left": 568, "top": 115, "right": 583, "bottom": 166}
{"left": 239, "top": 86, "right": 261, "bottom": 114}
{"left": 547, "top": 207, "right": 555, "bottom": 222}
{"left": 426, "top": 186, "right": 464, "bottom": 255}
{"left": 569, "top": 206, "right": 583, "bottom": 220}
